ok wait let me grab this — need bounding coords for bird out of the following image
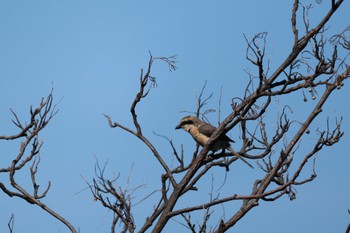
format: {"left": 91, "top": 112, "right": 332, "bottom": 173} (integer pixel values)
{"left": 175, "top": 115, "right": 253, "bottom": 169}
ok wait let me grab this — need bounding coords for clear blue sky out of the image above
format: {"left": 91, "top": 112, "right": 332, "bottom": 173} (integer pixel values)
{"left": 1, "top": 1, "right": 349, "bottom": 232}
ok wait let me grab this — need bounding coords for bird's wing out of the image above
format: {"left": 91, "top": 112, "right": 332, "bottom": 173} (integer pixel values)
{"left": 197, "top": 123, "right": 217, "bottom": 137}
{"left": 198, "top": 122, "right": 234, "bottom": 142}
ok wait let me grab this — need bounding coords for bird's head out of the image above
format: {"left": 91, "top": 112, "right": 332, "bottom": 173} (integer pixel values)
{"left": 175, "top": 116, "right": 200, "bottom": 131}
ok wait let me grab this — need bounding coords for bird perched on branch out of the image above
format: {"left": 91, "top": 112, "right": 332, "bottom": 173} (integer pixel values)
{"left": 175, "top": 116, "right": 253, "bottom": 169}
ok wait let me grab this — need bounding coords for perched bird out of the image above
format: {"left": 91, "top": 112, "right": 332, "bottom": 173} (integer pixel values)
{"left": 175, "top": 115, "right": 253, "bottom": 168}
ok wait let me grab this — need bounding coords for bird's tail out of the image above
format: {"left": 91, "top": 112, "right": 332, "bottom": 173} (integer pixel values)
{"left": 227, "top": 147, "right": 254, "bottom": 169}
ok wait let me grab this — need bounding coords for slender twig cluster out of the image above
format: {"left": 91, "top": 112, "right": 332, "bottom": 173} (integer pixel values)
{"left": 0, "top": 92, "right": 77, "bottom": 233}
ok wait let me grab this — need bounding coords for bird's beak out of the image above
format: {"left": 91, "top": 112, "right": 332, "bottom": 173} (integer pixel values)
{"left": 175, "top": 124, "right": 181, "bottom": 130}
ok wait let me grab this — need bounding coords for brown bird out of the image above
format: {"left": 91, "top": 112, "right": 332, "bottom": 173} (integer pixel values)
{"left": 175, "top": 116, "right": 253, "bottom": 168}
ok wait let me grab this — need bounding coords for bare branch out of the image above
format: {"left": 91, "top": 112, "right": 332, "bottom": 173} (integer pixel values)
{"left": 7, "top": 214, "right": 15, "bottom": 233}
{"left": 0, "top": 92, "right": 77, "bottom": 233}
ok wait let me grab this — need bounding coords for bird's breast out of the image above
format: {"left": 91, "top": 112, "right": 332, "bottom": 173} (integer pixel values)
{"left": 189, "top": 127, "right": 210, "bottom": 146}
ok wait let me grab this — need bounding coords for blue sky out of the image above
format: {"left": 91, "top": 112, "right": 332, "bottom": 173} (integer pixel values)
{"left": 0, "top": 1, "right": 349, "bottom": 232}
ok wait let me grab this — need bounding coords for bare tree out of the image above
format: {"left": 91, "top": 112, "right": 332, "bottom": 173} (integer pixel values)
{"left": 100, "top": 1, "right": 349, "bottom": 232}
{"left": 1, "top": 1, "right": 349, "bottom": 232}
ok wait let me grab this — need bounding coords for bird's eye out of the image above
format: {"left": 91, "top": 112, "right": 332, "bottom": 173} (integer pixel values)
{"left": 183, "top": 120, "right": 193, "bottom": 125}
